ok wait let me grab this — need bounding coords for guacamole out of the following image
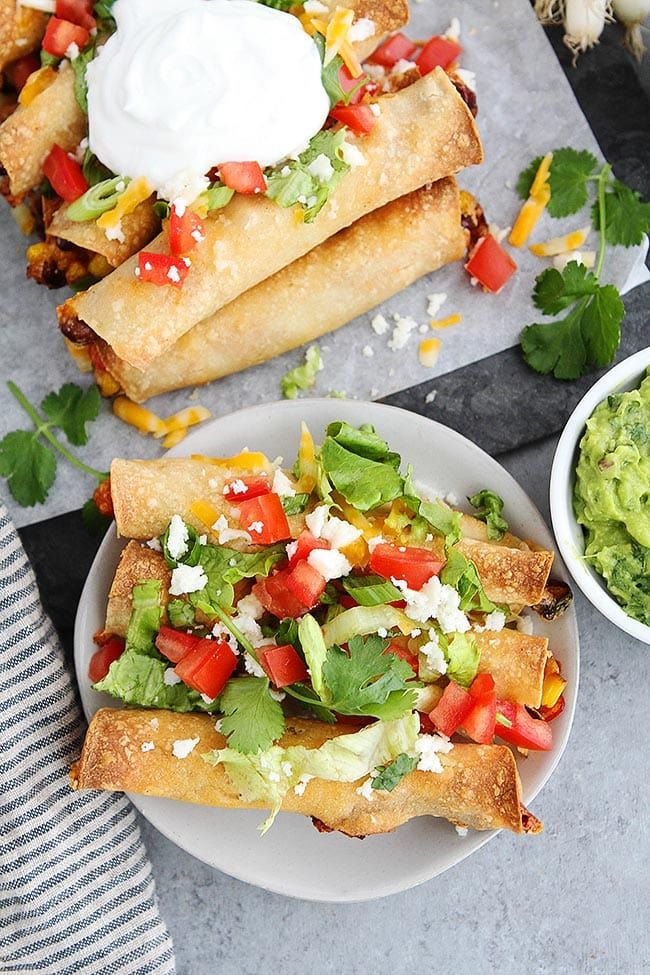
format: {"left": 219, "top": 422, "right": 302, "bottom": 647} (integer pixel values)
{"left": 574, "top": 369, "right": 650, "bottom": 627}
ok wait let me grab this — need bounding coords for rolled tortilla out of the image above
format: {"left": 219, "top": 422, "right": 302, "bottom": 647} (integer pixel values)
{"left": 0, "top": 1, "right": 46, "bottom": 72}
{"left": 0, "top": 64, "right": 86, "bottom": 196}
{"left": 67, "top": 70, "right": 482, "bottom": 370}
{"left": 71, "top": 708, "right": 540, "bottom": 835}
{"left": 91, "top": 179, "right": 466, "bottom": 401}
{"left": 456, "top": 538, "right": 553, "bottom": 608}
{"left": 102, "top": 540, "right": 550, "bottom": 708}
{"left": 47, "top": 197, "right": 161, "bottom": 266}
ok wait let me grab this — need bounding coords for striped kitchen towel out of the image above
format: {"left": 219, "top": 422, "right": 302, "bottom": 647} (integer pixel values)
{"left": 0, "top": 501, "right": 176, "bottom": 975}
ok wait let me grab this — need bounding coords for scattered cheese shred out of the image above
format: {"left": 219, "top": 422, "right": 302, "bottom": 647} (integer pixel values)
{"left": 190, "top": 499, "right": 220, "bottom": 528}
{"left": 324, "top": 6, "right": 354, "bottom": 65}
{"left": 97, "top": 176, "right": 151, "bottom": 230}
{"left": 18, "top": 66, "right": 56, "bottom": 106}
{"left": 430, "top": 313, "right": 462, "bottom": 329}
{"left": 418, "top": 337, "right": 442, "bottom": 368}
{"left": 193, "top": 451, "right": 270, "bottom": 470}
{"left": 529, "top": 226, "right": 590, "bottom": 257}
{"left": 529, "top": 152, "right": 553, "bottom": 198}
{"left": 508, "top": 181, "right": 551, "bottom": 249}
{"left": 155, "top": 405, "right": 212, "bottom": 439}
{"left": 162, "top": 428, "right": 187, "bottom": 448}
{"left": 112, "top": 396, "right": 167, "bottom": 435}
{"left": 339, "top": 39, "right": 363, "bottom": 77}
{"left": 509, "top": 154, "right": 553, "bottom": 249}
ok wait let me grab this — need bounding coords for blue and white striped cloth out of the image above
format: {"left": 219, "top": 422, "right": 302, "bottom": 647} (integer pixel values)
{"left": 0, "top": 502, "right": 176, "bottom": 975}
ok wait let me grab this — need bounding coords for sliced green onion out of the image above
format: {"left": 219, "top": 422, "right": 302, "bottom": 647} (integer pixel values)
{"left": 67, "top": 175, "right": 130, "bottom": 222}
{"left": 495, "top": 712, "right": 512, "bottom": 729}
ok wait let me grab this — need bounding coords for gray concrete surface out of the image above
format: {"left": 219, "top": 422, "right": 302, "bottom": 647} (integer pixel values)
{"left": 137, "top": 433, "right": 650, "bottom": 975}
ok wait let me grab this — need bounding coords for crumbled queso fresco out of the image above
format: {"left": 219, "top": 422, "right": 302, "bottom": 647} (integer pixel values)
{"left": 415, "top": 734, "right": 454, "bottom": 773}
{"left": 391, "top": 575, "right": 470, "bottom": 633}
{"left": 172, "top": 737, "right": 200, "bottom": 759}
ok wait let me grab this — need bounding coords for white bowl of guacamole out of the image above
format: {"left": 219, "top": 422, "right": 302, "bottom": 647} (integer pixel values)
{"left": 550, "top": 349, "right": 650, "bottom": 645}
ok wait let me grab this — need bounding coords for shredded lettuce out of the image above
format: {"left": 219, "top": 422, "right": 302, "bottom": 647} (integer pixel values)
{"left": 312, "top": 32, "right": 365, "bottom": 107}
{"left": 320, "top": 438, "right": 403, "bottom": 511}
{"left": 297, "top": 614, "right": 330, "bottom": 703}
{"left": 203, "top": 713, "right": 419, "bottom": 831}
{"left": 440, "top": 549, "right": 498, "bottom": 613}
{"left": 71, "top": 44, "right": 95, "bottom": 114}
{"left": 198, "top": 183, "right": 235, "bottom": 212}
{"left": 124, "top": 580, "right": 164, "bottom": 658}
{"left": 442, "top": 632, "right": 480, "bottom": 687}
{"left": 280, "top": 345, "right": 323, "bottom": 400}
{"left": 468, "top": 488, "right": 509, "bottom": 541}
{"left": 265, "top": 129, "right": 350, "bottom": 223}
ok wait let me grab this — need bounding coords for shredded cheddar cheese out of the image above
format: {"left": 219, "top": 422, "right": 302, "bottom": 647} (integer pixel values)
{"left": 162, "top": 428, "right": 188, "bottom": 448}
{"left": 430, "top": 313, "right": 462, "bottom": 329}
{"left": 529, "top": 152, "right": 553, "bottom": 198}
{"left": 508, "top": 181, "right": 551, "bottom": 249}
{"left": 155, "top": 405, "right": 212, "bottom": 439}
{"left": 324, "top": 6, "right": 354, "bottom": 64}
{"left": 97, "top": 177, "right": 151, "bottom": 230}
{"left": 339, "top": 39, "right": 363, "bottom": 77}
{"left": 18, "top": 66, "right": 56, "bottom": 106}
{"left": 418, "top": 337, "right": 442, "bottom": 368}
{"left": 193, "top": 451, "right": 270, "bottom": 470}
{"left": 529, "top": 226, "right": 590, "bottom": 257}
{"left": 190, "top": 499, "right": 221, "bottom": 528}
{"left": 112, "top": 396, "right": 167, "bottom": 436}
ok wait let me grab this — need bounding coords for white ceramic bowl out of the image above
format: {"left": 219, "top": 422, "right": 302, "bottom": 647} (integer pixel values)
{"left": 76, "top": 399, "right": 579, "bottom": 901}
{"left": 550, "top": 349, "right": 650, "bottom": 645}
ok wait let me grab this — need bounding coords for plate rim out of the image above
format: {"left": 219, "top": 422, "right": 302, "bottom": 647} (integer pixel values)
{"left": 74, "top": 397, "right": 580, "bottom": 901}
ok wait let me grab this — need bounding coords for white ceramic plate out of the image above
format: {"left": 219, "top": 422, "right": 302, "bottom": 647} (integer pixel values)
{"left": 75, "top": 399, "right": 579, "bottom": 902}
{"left": 550, "top": 349, "right": 650, "bottom": 645}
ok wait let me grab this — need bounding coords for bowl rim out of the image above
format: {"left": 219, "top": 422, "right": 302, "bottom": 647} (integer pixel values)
{"left": 549, "top": 349, "right": 650, "bottom": 645}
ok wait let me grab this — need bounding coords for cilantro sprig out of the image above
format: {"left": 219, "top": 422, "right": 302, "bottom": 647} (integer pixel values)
{"left": 0, "top": 381, "right": 107, "bottom": 507}
{"left": 518, "top": 148, "right": 650, "bottom": 380}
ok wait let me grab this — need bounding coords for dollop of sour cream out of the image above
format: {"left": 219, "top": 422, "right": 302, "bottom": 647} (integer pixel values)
{"left": 87, "top": 0, "right": 330, "bottom": 203}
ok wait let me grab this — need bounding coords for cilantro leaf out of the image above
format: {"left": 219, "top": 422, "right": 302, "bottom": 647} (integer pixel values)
{"left": 219, "top": 677, "right": 285, "bottom": 754}
{"left": 322, "top": 634, "right": 417, "bottom": 719}
{"left": 468, "top": 489, "right": 509, "bottom": 541}
{"left": 592, "top": 179, "right": 650, "bottom": 247}
{"left": 281, "top": 345, "right": 323, "bottom": 399}
{"left": 533, "top": 262, "right": 598, "bottom": 315}
{"left": 81, "top": 496, "right": 112, "bottom": 535}
{"left": 547, "top": 147, "right": 598, "bottom": 217}
{"left": 280, "top": 492, "right": 311, "bottom": 516}
{"left": 40, "top": 383, "right": 101, "bottom": 446}
{"left": 0, "top": 431, "right": 56, "bottom": 507}
{"left": 521, "top": 309, "right": 588, "bottom": 380}
{"left": 372, "top": 752, "right": 418, "bottom": 791}
{"left": 516, "top": 155, "right": 543, "bottom": 200}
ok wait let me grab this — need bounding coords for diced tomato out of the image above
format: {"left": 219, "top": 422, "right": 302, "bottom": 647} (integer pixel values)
{"left": 462, "top": 673, "right": 497, "bottom": 744}
{"left": 155, "top": 625, "right": 199, "bottom": 663}
{"left": 42, "top": 144, "right": 88, "bottom": 202}
{"left": 137, "top": 251, "right": 190, "bottom": 287}
{"left": 368, "top": 32, "right": 417, "bottom": 68}
{"left": 253, "top": 570, "right": 308, "bottom": 619}
{"left": 283, "top": 559, "right": 327, "bottom": 609}
{"left": 237, "top": 493, "right": 291, "bottom": 545}
{"left": 430, "top": 680, "right": 474, "bottom": 736}
{"left": 218, "top": 162, "right": 266, "bottom": 194}
{"left": 169, "top": 205, "right": 206, "bottom": 256}
{"left": 384, "top": 639, "right": 418, "bottom": 674}
{"left": 369, "top": 543, "right": 444, "bottom": 591}
{"left": 540, "top": 695, "right": 565, "bottom": 723}
{"left": 495, "top": 700, "right": 553, "bottom": 751}
{"left": 465, "top": 234, "right": 517, "bottom": 294}
{"left": 416, "top": 35, "right": 463, "bottom": 74}
{"left": 88, "top": 637, "right": 125, "bottom": 683}
{"left": 259, "top": 644, "right": 308, "bottom": 688}
{"left": 287, "top": 529, "right": 328, "bottom": 567}
{"left": 174, "top": 638, "right": 238, "bottom": 698}
{"left": 5, "top": 53, "right": 40, "bottom": 92}
{"left": 329, "top": 103, "right": 376, "bottom": 135}
{"left": 338, "top": 65, "right": 375, "bottom": 104}
{"left": 223, "top": 475, "right": 270, "bottom": 502}
{"left": 42, "top": 16, "right": 90, "bottom": 58}
{"left": 55, "top": 0, "right": 95, "bottom": 30}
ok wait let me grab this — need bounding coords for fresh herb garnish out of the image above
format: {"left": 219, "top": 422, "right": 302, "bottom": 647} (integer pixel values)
{"left": 320, "top": 633, "right": 418, "bottom": 719}
{"left": 265, "top": 128, "right": 350, "bottom": 223}
{"left": 280, "top": 345, "right": 323, "bottom": 399}
{"left": 468, "top": 489, "right": 509, "bottom": 541}
{"left": 440, "top": 549, "right": 498, "bottom": 614}
{"left": 312, "top": 32, "right": 365, "bottom": 107}
{"left": 518, "top": 147, "right": 650, "bottom": 379}
{"left": 371, "top": 752, "right": 418, "bottom": 791}
{"left": 280, "top": 492, "right": 311, "bottom": 515}
{"left": 0, "top": 381, "right": 106, "bottom": 507}
{"left": 218, "top": 677, "right": 285, "bottom": 754}
{"left": 341, "top": 573, "right": 404, "bottom": 606}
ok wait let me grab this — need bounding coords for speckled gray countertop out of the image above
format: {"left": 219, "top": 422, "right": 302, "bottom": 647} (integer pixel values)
{"left": 133, "top": 433, "right": 650, "bottom": 975}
